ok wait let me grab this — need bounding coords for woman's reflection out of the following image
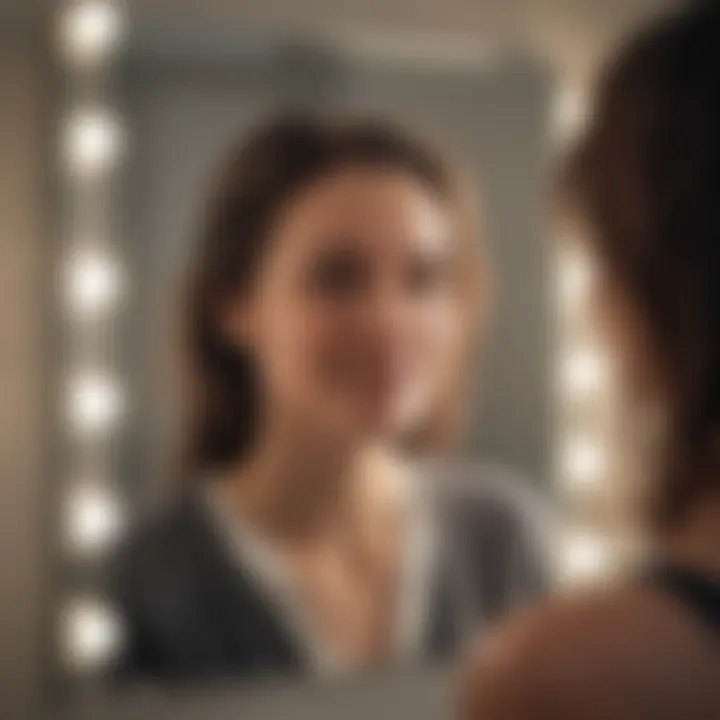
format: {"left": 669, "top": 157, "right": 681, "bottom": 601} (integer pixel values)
{"left": 112, "top": 113, "right": 550, "bottom": 681}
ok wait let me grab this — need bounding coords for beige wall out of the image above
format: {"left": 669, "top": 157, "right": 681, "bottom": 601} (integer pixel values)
{"left": 0, "top": 33, "right": 46, "bottom": 719}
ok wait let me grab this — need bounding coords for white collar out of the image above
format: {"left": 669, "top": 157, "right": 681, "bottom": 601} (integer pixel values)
{"left": 201, "top": 468, "right": 439, "bottom": 674}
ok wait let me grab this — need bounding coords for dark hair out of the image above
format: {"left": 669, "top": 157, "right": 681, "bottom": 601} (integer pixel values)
{"left": 564, "top": 4, "right": 720, "bottom": 529}
{"left": 186, "top": 112, "right": 479, "bottom": 475}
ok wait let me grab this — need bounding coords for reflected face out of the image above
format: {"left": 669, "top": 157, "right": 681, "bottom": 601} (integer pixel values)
{"left": 225, "top": 166, "right": 468, "bottom": 446}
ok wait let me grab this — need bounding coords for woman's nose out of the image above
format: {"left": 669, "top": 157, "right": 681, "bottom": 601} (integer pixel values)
{"left": 360, "top": 283, "right": 416, "bottom": 340}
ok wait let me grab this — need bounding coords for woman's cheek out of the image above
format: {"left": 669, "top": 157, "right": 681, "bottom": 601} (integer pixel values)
{"left": 281, "top": 306, "right": 354, "bottom": 399}
{"left": 254, "top": 294, "right": 325, "bottom": 403}
{"left": 421, "top": 301, "right": 465, "bottom": 372}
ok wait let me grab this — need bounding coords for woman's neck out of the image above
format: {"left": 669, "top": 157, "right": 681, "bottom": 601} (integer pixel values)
{"left": 222, "top": 432, "right": 403, "bottom": 546}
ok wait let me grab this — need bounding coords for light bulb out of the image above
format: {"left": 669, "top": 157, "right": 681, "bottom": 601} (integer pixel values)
{"left": 61, "top": 597, "right": 123, "bottom": 672}
{"left": 552, "top": 84, "right": 588, "bottom": 145}
{"left": 557, "top": 246, "right": 596, "bottom": 310}
{"left": 65, "top": 247, "right": 124, "bottom": 319}
{"left": 559, "top": 530, "right": 611, "bottom": 583}
{"left": 62, "top": 108, "right": 125, "bottom": 176}
{"left": 561, "top": 437, "right": 606, "bottom": 491}
{"left": 560, "top": 347, "right": 607, "bottom": 397}
{"left": 58, "top": 1, "right": 125, "bottom": 66}
{"left": 65, "top": 483, "right": 124, "bottom": 555}
{"left": 67, "top": 372, "right": 125, "bottom": 436}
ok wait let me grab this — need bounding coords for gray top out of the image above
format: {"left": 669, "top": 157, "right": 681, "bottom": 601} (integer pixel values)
{"left": 110, "top": 461, "right": 553, "bottom": 682}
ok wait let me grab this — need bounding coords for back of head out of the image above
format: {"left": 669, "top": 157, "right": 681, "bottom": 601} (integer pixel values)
{"left": 464, "top": 7, "right": 720, "bottom": 719}
{"left": 566, "top": 2, "right": 720, "bottom": 532}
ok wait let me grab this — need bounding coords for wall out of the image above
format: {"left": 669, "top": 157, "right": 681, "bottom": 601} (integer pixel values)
{"left": 0, "top": 30, "right": 46, "bottom": 720}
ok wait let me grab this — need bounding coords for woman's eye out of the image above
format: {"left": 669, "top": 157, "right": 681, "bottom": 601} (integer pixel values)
{"left": 309, "top": 252, "right": 367, "bottom": 298}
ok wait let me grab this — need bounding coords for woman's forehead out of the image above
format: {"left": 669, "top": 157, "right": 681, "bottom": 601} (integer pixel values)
{"left": 272, "top": 167, "right": 453, "bottom": 253}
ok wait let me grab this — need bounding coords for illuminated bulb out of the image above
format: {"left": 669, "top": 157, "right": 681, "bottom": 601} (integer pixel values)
{"left": 58, "top": 1, "right": 124, "bottom": 66}
{"left": 557, "top": 247, "right": 596, "bottom": 310}
{"left": 67, "top": 373, "right": 124, "bottom": 436}
{"left": 560, "top": 348, "right": 607, "bottom": 397}
{"left": 62, "top": 108, "right": 125, "bottom": 176}
{"left": 65, "top": 483, "right": 124, "bottom": 555}
{"left": 61, "top": 598, "right": 123, "bottom": 672}
{"left": 561, "top": 437, "right": 606, "bottom": 490}
{"left": 552, "top": 84, "right": 588, "bottom": 145}
{"left": 66, "top": 248, "right": 124, "bottom": 318}
{"left": 560, "top": 530, "right": 611, "bottom": 584}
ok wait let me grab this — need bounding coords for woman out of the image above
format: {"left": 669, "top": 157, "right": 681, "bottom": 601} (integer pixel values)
{"left": 112, "top": 113, "right": 551, "bottom": 681}
{"left": 462, "top": 4, "right": 720, "bottom": 719}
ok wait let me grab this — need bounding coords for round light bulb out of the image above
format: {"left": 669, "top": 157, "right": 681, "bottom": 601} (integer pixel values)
{"left": 552, "top": 84, "right": 588, "bottom": 145}
{"left": 62, "top": 108, "right": 125, "bottom": 176}
{"left": 65, "top": 483, "right": 124, "bottom": 556}
{"left": 560, "top": 347, "right": 607, "bottom": 397}
{"left": 65, "top": 247, "right": 124, "bottom": 319}
{"left": 61, "top": 598, "right": 123, "bottom": 673}
{"left": 67, "top": 372, "right": 125, "bottom": 436}
{"left": 58, "top": 1, "right": 125, "bottom": 67}
{"left": 559, "top": 530, "right": 611, "bottom": 585}
{"left": 561, "top": 437, "right": 606, "bottom": 491}
{"left": 557, "top": 247, "right": 596, "bottom": 310}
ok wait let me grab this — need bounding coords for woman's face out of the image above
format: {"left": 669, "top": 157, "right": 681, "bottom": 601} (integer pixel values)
{"left": 225, "top": 165, "right": 470, "bottom": 447}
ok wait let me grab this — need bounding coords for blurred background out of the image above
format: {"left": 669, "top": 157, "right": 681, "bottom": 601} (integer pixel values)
{"left": 0, "top": 0, "right": 676, "bottom": 718}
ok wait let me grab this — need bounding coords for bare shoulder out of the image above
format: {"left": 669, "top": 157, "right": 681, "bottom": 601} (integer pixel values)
{"left": 459, "top": 586, "right": 720, "bottom": 720}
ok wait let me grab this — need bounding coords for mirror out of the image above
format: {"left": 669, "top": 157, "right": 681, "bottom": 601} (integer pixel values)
{"left": 49, "top": 0, "right": 591, "bottom": 708}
